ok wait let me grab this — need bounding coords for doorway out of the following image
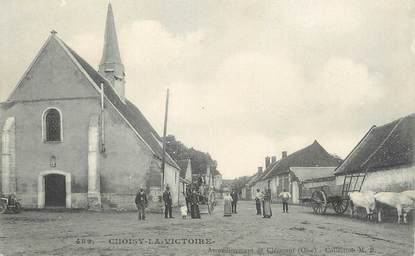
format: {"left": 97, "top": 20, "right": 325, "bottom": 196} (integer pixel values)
{"left": 45, "top": 174, "right": 66, "bottom": 207}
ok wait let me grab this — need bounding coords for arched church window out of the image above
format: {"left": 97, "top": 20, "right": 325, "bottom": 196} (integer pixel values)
{"left": 44, "top": 108, "right": 62, "bottom": 142}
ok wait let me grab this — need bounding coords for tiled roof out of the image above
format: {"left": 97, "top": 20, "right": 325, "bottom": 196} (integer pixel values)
{"left": 364, "top": 114, "right": 414, "bottom": 170}
{"left": 335, "top": 114, "right": 414, "bottom": 175}
{"left": 246, "top": 173, "right": 260, "bottom": 186}
{"left": 261, "top": 140, "right": 341, "bottom": 180}
{"left": 58, "top": 37, "right": 178, "bottom": 168}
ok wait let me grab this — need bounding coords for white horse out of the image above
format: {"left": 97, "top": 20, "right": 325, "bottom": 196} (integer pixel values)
{"left": 375, "top": 192, "right": 414, "bottom": 224}
{"left": 348, "top": 191, "right": 376, "bottom": 220}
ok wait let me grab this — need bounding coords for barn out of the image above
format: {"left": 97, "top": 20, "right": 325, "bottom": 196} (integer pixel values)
{"left": 334, "top": 113, "right": 415, "bottom": 193}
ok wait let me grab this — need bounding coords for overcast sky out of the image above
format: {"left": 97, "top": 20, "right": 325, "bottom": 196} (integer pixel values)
{"left": 1, "top": 0, "right": 414, "bottom": 178}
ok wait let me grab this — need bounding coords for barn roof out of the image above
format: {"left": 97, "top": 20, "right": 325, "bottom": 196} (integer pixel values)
{"left": 56, "top": 36, "right": 178, "bottom": 169}
{"left": 334, "top": 113, "right": 414, "bottom": 175}
{"left": 261, "top": 140, "right": 341, "bottom": 180}
{"left": 289, "top": 167, "right": 336, "bottom": 182}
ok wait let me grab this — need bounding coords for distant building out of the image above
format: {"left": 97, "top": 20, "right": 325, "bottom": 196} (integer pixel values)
{"left": 213, "top": 169, "right": 222, "bottom": 191}
{"left": 0, "top": 4, "right": 180, "bottom": 210}
{"left": 251, "top": 140, "right": 341, "bottom": 204}
{"left": 334, "top": 114, "right": 415, "bottom": 193}
{"left": 243, "top": 166, "right": 265, "bottom": 200}
{"left": 221, "top": 179, "right": 235, "bottom": 192}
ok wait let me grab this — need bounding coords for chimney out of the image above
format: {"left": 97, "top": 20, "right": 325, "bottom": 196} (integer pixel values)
{"left": 271, "top": 156, "right": 277, "bottom": 163}
{"left": 282, "top": 151, "right": 287, "bottom": 158}
{"left": 257, "top": 167, "right": 263, "bottom": 174}
{"left": 265, "top": 156, "right": 271, "bottom": 168}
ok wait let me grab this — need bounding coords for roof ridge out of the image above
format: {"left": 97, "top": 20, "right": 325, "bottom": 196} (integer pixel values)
{"left": 7, "top": 35, "right": 54, "bottom": 101}
{"left": 261, "top": 140, "right": 327, "bottom": 180}
{"left": 360, "top": 117, "right": 404, "bottom": 169}
{"left": 333, "top": 125, "right": 376, "bottom": 175}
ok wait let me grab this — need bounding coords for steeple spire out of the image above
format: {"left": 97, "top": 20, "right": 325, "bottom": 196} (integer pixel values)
{"left": 99, "top": 3, "right": 126, "bottom": 102}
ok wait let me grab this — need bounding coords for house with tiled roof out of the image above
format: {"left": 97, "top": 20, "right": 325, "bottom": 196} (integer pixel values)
{"left": 0, "top": 3, "right": 180, "bottom": 210}
{"left": 334, "top": 114, "right": 415, "bottom": 192}
{"left": 251, "top": 141, "right": 342, "bottom": 204}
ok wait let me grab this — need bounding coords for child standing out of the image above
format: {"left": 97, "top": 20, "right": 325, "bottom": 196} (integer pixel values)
{"left": 181, "top": 204, "right": 188, "bottom": 219}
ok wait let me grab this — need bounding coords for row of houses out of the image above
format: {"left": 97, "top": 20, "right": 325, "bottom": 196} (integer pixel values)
{"left": 242, "top": 113, "right": 415, "bottom": 204}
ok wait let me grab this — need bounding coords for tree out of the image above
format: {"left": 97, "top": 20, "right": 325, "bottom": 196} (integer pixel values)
{"left": 165, "top": 135, "right": 219, "bottom": 175}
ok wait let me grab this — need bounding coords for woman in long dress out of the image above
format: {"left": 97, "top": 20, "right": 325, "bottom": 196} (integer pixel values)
{"left": 263, "top": 189, "right": 272, "bottom": 218}
{"left": 190, "top": 188, "right": 201, "bottom": 219}
{"left": 223, "top": 192, "right": 233, "bottom": 217}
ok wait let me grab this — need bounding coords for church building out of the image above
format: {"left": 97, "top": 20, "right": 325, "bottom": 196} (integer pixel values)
{"left": 0, "top": 4, "right": 181, "bottom": 209}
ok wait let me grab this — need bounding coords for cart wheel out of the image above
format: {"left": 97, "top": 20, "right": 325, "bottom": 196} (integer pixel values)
{"left": 12, "top": 202, "right": 22, "bottom": 214}
{"left": 332, "top": 199, "right": 349, "bottom": 215}
{"left": 311, "top": 190, "right": 327, "bottom": 214}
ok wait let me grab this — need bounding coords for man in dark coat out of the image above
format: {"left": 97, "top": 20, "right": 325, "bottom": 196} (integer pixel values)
{"left": 163, "top": 185, "right": 173, "bottom": 218}
{"left": 230, "top": 190, "right": 239, "bottom": 214}
{"left": 135, "top": 187, "right": 148, "bottom": 220}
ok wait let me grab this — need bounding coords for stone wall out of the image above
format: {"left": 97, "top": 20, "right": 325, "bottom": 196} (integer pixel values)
{"left": 335, "top": 165, "right": 415, "bottom": 193}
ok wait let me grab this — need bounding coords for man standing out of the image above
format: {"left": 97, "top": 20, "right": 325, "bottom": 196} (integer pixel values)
{"left": 135, "top": 187, "right": 147, "bottom": 221}
{"left": 163, "top": 185, "right": 173, "bottom": 218}
{"left": 254, "top": 189, "right": 263, "bottom": 215}
{"left": 230, "top": 190, "right": 238, "bottom": 214}
{"left": 279, "top": 189, "right": 291, "bottom": 213}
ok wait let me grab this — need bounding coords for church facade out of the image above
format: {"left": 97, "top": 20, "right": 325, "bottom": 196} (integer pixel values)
{"left": 0, "top": 4, "right": 180, "bottom": 209}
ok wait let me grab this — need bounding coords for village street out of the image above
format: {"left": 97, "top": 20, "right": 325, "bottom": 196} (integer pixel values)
{"left": 0, "top": 201, "right": 413, "bottom": 256}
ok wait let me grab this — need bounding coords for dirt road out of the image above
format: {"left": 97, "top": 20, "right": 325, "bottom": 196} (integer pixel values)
{"left": 0, "top": 201, "right": 413, "bottom": 256}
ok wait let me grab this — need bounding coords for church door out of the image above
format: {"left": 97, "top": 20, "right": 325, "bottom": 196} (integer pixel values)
{"left": 45, "top": 174, "right": 66, "bottom": 207}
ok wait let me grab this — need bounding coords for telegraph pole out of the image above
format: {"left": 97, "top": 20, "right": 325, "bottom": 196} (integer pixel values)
{"left": 161, "top": 89, "right": 170, "bottom": 193}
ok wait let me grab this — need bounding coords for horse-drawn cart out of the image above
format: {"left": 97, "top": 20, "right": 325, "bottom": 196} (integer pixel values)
{"left": 189, "top": 181, "right": 216, "bottom": 215}
{"left": 301, "top": 172, "right": 367, "bottom": 215}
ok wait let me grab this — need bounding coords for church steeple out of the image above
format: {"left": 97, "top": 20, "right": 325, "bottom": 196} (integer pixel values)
{"left": 99, "top": 3, "right": 125, "bottom": 102}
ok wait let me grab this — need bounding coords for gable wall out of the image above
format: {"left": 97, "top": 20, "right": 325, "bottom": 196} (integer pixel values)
{"left": 9, "top": 37, "right": 98, "bottom": 102}
{"left": 0, "top": 98, "right": 101, "bottom": 208}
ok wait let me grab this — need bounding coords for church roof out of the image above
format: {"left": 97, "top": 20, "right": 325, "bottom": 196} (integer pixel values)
{"left": 334, "top": 114, "right": 414, "bottom": 175}
{"left": 261, "top": 140, "right": 342, "bottom": 180}
{"left": 56, "top": 36, "right": 178, "bottom": 169}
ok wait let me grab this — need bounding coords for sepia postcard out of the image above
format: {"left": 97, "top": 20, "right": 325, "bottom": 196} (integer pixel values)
{"left": 0, "top": 0, "right": 414, "bottom": 255}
